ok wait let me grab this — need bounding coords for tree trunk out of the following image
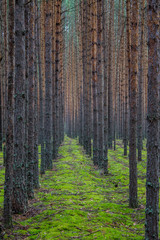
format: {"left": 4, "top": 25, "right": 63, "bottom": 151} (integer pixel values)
{"left": 145, "top": 1, "right": 159, "bottom": 238}
{"left": 3, "top": 0, "right": 14, "bottom": 228}
{"left": 137, "top": 0, "right": 145, "bottom": 161}
{"left": 44, "top": 0, "right": 53, "bottom": 169}
{"left": 12, "top": 0, "right": 27, "bottom": 213}
{"left": 97, "top": 0, "right": 104, "bottom": 168}
{"left": 129, "top": 0, "right": 138, "bottom": 208}
{"left": 27, "top": 0, "right": 35, "bottom": 199}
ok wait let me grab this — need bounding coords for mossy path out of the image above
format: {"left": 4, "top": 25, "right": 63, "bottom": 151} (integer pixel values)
{"left": 0, "top": 137, "right": 147, "bottom": 239}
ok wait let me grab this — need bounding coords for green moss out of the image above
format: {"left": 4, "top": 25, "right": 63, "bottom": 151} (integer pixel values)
{"left": 0, "top": 137, "right": 152, "bottom": 239}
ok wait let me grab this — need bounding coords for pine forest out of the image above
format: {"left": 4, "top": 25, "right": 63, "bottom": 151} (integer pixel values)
{"left": 0, "top": 0, "right": 159, "bottom": 239}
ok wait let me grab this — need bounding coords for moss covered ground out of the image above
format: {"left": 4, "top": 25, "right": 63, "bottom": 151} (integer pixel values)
{"left": 0, "top": 137, "right": 149, "bottom": 239}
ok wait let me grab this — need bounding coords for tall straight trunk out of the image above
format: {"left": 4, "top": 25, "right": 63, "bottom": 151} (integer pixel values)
{"left": 82, "top": 1, "right": 87, "bottom": 149}
{"left": 38, "top": 2, "right": 45, "bottom": 175}
{"left": 54, "top": 0, "right": 62, "bottom": 157}
{"left": 137, "top": 0, "right": 145, "bottom": 161}
{"left": 52, "top": 0, "right": 57, "bottom": 159}
{"left": 82, "top": 0, "right": 91, "bottom": 155}
{"left": 2, "top": 0, "right": 7, "bottom": 166}
{"left": 27, "top": 0, "right": 35, "bottom": 199}
{"left": 91, "top": 0, "right": 98, "bottom": 166}
{"left": 124, "top": 37, "right": 128, "bottom": 156}
{"left": 129, "top": 0, "right": 138, "bottom": 208}
{"left": 24, "top": 1, "right": 29, "bottom": 193}
{"left": 102, "top": 0, "right": 108, "bottom": 173}
{"left": 3, "top": 0, "right": 14, "bottom": 228}
{"left": 145, "top": 0, "right": 159, "bottom": 239}
{"left": 44, "top": 0, "right": 53, "bottom": 169}
{"left": 108, "top": 0, "right": 114, "bottom": 149}
{"left": 33, "top": 0, "right": 39, "bottom": 188}
{"left": 2, "top": 0, "right": 7, "bottom": 154}
{"left": 0, "top": 0, "right": 3, "bottom": 151}
{"left": 12, "top": 0, "right": 27, "bottom": 213}
{"left": 126, "top": 0, "right": 131, "bottom": 153}
{"left": 97, "top": 0, "right": 104, "bottom": 167}
{"left": 86, "top": 0, "right": 91, "bottom": 156}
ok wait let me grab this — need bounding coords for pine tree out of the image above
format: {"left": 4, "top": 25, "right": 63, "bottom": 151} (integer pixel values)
{"left": 145, "top": 0, "right": 159, "bottom": 238}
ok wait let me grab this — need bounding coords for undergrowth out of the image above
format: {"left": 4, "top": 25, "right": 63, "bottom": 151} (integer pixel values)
{"left": 0, "top": 137, "right": 150, "bottom": 239}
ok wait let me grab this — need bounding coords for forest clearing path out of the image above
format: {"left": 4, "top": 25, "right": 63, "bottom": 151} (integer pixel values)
{"left": 1, "top": 137, "right": 146, "bottom": 239}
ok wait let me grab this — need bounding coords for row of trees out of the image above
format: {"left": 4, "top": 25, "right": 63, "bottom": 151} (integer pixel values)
{"left": 0, "top": 0, "right": 64, "bottom": 228}
{"left": 0, "top": 0, "right": 159, "bottom": 238}
{"left": 64, "top": 0, "right": 159, "bottom": 238}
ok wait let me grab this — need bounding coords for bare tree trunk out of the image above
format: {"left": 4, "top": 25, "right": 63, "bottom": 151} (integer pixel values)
{"left": 33, "top": 0, "right": 39, "bottom": 188}
{"left": 102, "top": 0, "right": 108, "bottom": 174}
{"left": 27, "top": 0, "right": 35, "bottom": 199}
{"left": 3, "top": 0, "right": 14, "bottom": 228}
{"left": 97, "top": 0, "right": 104, "bottom": 168}
{"left": 91, "top": 0, "right": 98, "bottom": 166}
{"left": 12, "top": 0, "right": 27, "bottom": 213}
{"left": 38, "top": 2, "right": 45, "bottom": 175}
{"left": 108, "top": 0, "right": 114, "bottom": 149}
{"left": 137, "top": 0, "right": 145, "bottom": 161}
{"left": 129, "top": 0, "right": 138, "bottom": 208}
{"left": 145, "top": 0, "right": 159, "bottom": 238}
{"left": 44, "top": 0, "right": 53, "bottom": 169}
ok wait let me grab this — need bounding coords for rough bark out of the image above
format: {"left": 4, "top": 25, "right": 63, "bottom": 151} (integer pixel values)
{"left": 27, "top": 0, "right": 35, "bottom": 199}
{"left": 97, "top": 0, "right": 104, "bottom": 167}
{"left": 108, "top": 0, "right": 114, "bottom": 149}
{"left": 129, "top": 0, "right": 138, "bottom": 208}
{"left": 91, "top": 0, "right": 98, "bottom": 166}
{"left": 3, "top": 0, "right": 14, "bottom": 228}
{"left": 102, "top": 0, "right": 108, "bottom": 173}
{"left": 145, "top": 1, "right": 159, "bottom": 238}
{"left": 44, "top": 0, "right": 53, "bottom": 170}
{"left": 12, "top": 0, "right": 27, "bottom": 213}
{"left": 137, "top": 0, "right": 145, "bottom": 161}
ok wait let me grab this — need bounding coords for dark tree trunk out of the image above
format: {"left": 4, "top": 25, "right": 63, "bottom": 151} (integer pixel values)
{"left": 102, "top": 0, "right": 108, "bottom": 174}
{"left": 33, "top": 0, "right": 39, "bottom": 188}
{"left": 129, "top": 0, "right": 138, "bottom": 208}
{"left": 145, "top": 1, "right": 159, "bottom": 239}
{"left": 3, "top": 0, "right": 14, "bottom": 228}
{"left": 91, "top": 0, "right": 98, "bottom": 166}
{"left": 38, "top": 3, "right": 45, "bottom": 175}
{"left": 0, "top": 0, "right": 3, "bottom": 152}
{"left": 97, "top": 0, "right": 104, "bottom": 168}
{"left": 54, "top": 0, "right": 62, "bottom": 158}
{"left": 27, "top": 1, "right": 35, "bottom": 199}
{"left": 44, "top": 0, "right": 53, "bottom": 169}
{"left": 24, "top": 1, "right": 29, "bottom": 193}
{"left": 137, "top": 0, "right": 145, "bottom": 162}
{"left": 108, "top": 0, "right": 114, "bottom": 149}
{"left": 12, "top": 0, "right": 27, "bottom": 213}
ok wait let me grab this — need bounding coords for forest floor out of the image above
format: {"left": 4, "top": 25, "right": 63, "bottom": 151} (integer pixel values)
{"left": 0, "top": 137, "right": 148, "bottom": 239}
